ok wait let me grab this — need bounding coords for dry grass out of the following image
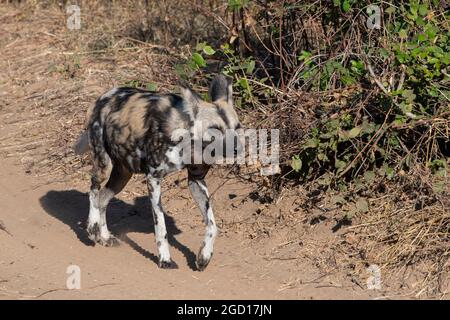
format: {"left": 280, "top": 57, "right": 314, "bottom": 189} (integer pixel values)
{"left": 233, "top": 173, "right": 449, "bottom": 298}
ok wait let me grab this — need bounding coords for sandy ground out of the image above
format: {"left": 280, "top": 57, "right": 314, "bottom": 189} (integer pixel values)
{"left": 0, "top": 4, "right": 391, "bottom": 300}
{"left": 0, "top": 149, "right": 379, "bottom": 299}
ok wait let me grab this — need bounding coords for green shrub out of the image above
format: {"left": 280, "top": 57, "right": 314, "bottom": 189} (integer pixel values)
{"left": 176, "top": 0, "right": 448, "bottom": 189}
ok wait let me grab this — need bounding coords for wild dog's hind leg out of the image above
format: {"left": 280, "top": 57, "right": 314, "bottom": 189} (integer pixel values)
{"left": 87, "top": 121, "right": 110, "bottom": 245}
{"left": 88, "top": 165, "right": 131, "bottom": 246}
{"left": 146, "top": 176, "right": 177, "bottom": 269}
{"left": 187, "top": 166, "right": 217, "bottom": 271}
{"left": 88, "top": 164, "right": 132, "bottom": 246}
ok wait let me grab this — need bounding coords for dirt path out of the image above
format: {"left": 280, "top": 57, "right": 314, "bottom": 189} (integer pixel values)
{"left": 0, "top": 151, "right": 377, "bottom": 299}
{"left": 0, "top": 5, "right": 379, "bottom": 300}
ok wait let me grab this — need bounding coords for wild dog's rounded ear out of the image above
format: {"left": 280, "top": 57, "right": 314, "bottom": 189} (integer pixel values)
{"left": 180, "top": 86, "right": 198, "bottom": 107}
{"left": 209, "top": 74, "right": 233, "bottom": 107}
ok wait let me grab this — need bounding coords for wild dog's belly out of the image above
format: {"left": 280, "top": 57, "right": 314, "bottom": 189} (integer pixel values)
{"left": 104, "top": 137, "right": 186, "bottom": 177}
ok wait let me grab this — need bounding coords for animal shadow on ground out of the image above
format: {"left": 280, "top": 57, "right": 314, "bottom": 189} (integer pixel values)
{"left": 39, "top": 190, "right": 197, "bottom": 270}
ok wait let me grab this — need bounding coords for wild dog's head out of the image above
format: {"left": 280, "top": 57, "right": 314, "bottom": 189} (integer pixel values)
{"left": 208, "top": 74, "right": 241, "bottom": 130}
{"left": 179, "top": 74, "right": 243, "bottom": 165}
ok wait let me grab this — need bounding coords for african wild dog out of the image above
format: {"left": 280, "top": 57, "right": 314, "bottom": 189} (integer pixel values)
{"left": 74, "top": 75, "right": 240, "bottom": 270}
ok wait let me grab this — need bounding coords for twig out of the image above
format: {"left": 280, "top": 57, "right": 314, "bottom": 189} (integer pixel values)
{"left": 365, "top": 59, "right": 389, "bottom": 95}
{"left": 0, "top": 220, "right": 12, "bottom": 236}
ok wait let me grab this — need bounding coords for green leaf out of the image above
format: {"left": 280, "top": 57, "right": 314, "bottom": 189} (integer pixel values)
{"left": 195, "top": 42, "right": 206, "bottom": 52}
{"left": 417, "top": 33, "right": 427, "bottom": 42}
{"left": 348, "top": 127, "right": 361, "bottom": 139}
{"left": 415, "top": 17, "right": 426, "bottom": 26}
{"left": 304, "top": 138, "right": 319, "bottom": 149}
{"left": 361, "top": 120, "right": 376, "bottom": 134}
{"left": 291, "top": 156, "right": 302, "bottom": 172}
{"left": 175, "top": 64, "right": 188, "bottom": 79}
{"left": 202, "top": 45, "right": 216, "bottom": 56}
{"left": 341, "top": 73, "right": 355, "bottom": 85}
{"left": 393, "top": 115, "right": 405, "bottom": 127}
{"left": 396, "top": 52, "right": 407, "bottom": 63}
{"left": 319, "top": 132, "right": 334, "bottom": 139}
{"left": 389, "top": 135, "right": 399, "bottom": 147}
{"left": 326, "top": 119, "right": 340, "bottom": 130}
{"left": 237, "top": 78, "right": 249, "bottom": 91}
{"left": 339, "top": 127, "right": 361, "bottom": 140}
{"left": 425, "top": 24, "right": 438, "bottom": 39}
{"left": 298, "top": 50, "right": 311, "bottom": 61}
{"left": 317, "top": 152, "right": 329, "bottom": 162}
{"left": 409, "top": 3, "right": 418, "bottom": 18}
{"left": 342, "top": 0, "right": 350, "bottom": 12}
{"left": 399, "top": 29, "right": 408, "bottom": 39}
{"left": 191, "top": 53, "right": 206, "bottom": 68}
{"left": 335, "top": 159, "right": 347, "bottom": 172}
{"left": 317, "top": 173, "right": 332, "bottom": 186}
{"left": 228, "top": 0, "right": 248, "bottom": 10}
{"left": 402, "top": 89, "right": 416, "bottom": 102}
{"left": 385, "top": 166, "right": 394, "bottom": 180}
{"left": 350, "top": 60, "right": 364, "bottom": 74}
{"left": 244, "top": 60, "right": 255, "bottom": 74}
{"left": 385, "top": 6, "right": 395, "bottom": 14}
{"left": 418, "top": 4, "right": 428, "bottom": 16}
{"left": 364, "top": 170, "right": 375, "bottom": 183}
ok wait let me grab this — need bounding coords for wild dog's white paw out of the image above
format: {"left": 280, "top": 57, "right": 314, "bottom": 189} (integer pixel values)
{"left": 87, "top": 223, "right": 120, "bottom": 247}
{"left": 196, "top": 243, "right": 213, "bottom": 271}
{"left": 158, "top": 259, "right": 178, "bottom": 269}
{"left": 156, "top": 240, "right": 176, "bottom": 269}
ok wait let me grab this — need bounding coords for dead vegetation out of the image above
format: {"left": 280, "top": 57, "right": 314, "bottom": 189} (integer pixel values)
{"left": 0, "top": 0, "right": 448, "bottom": 298}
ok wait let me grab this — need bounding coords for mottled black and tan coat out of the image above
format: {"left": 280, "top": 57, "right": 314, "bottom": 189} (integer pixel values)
{"left": 74, "top": 75, "right": 240, "bottom": 270}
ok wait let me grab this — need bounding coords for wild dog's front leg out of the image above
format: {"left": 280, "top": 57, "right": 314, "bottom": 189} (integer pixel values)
{"left": 188, "top": 170, "right": 217, "bottom": 271}
{"left": 146, "top": 176, "right": 177, "bottom": 269}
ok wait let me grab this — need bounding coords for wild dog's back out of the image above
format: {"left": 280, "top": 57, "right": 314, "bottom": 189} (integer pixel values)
{"left": 85, "top": 87, "right": 192, "bottom": 174}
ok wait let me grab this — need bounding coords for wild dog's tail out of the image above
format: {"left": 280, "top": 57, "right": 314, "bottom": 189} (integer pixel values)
{"left": 73, "top": 130, "right": 89, "bottom": 155}
{"left": 73, "top": 99, "right": 98, "bottom": 155}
